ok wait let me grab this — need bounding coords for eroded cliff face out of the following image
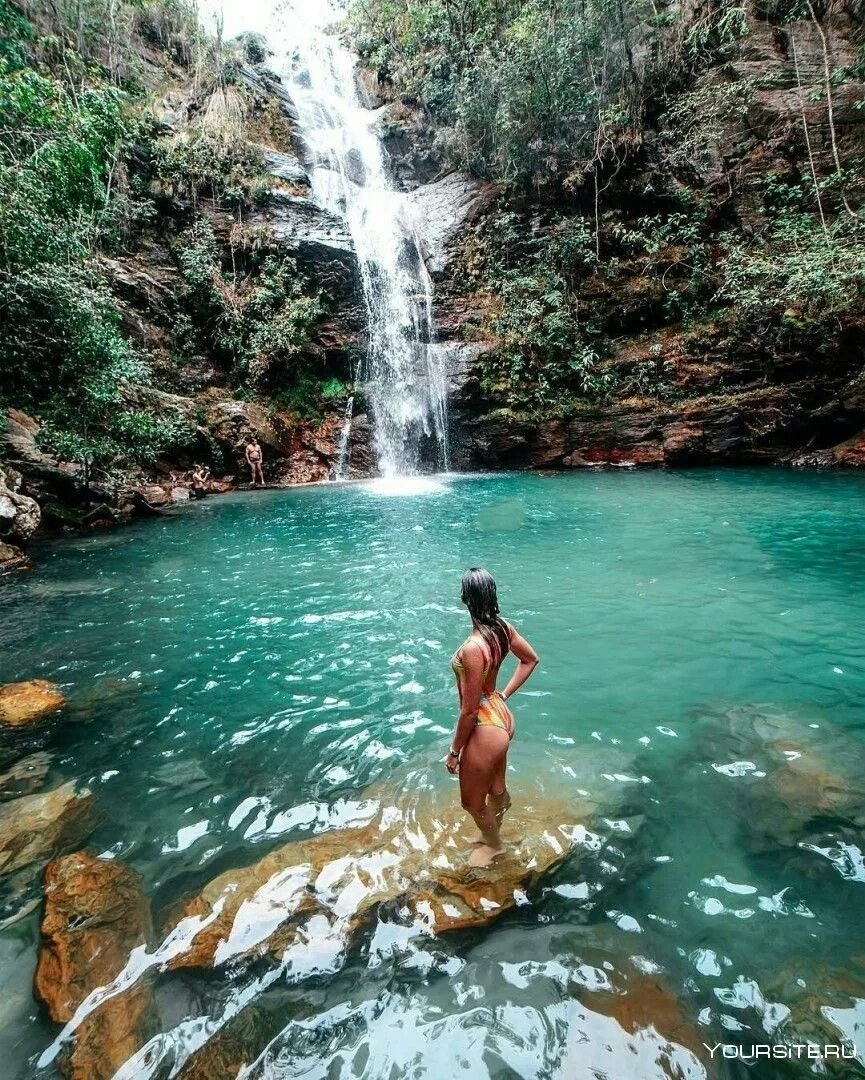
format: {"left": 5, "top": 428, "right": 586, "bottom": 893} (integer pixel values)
{"left": 378, "top": 0, "right": 865, "bottom": 473}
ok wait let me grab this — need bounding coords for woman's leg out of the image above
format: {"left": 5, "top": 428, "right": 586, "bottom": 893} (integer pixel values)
{"left": 488, "top": 751, "right": 511, "bottom": 825}
{"left": 459, "top": 727, "right": 509, "bottom": 863}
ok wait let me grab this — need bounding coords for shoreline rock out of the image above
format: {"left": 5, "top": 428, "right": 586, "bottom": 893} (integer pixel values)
{"left": 0, "top": 540, "right": 26, "bottom": 572}
{"left": 35, "top": 851, "right": 154, "bottom": 1080}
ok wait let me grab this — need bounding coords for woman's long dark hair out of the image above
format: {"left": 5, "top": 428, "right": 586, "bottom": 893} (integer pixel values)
{"left": 461, "top": 567, "right": 510, "bottom": 668}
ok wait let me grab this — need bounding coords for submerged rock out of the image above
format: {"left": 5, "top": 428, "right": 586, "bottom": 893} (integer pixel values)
{"left": 571, "top": 972, "right": 709, "bottom": 1078}
{"left": 163, "top": 783, "right": 601, "bottom": 971}
{"left": 693, "top": 705, "right": 865, "bottom": 862}
{"left": 35, "top": 851, "right": 154, "bottom": 1080}
{"left": 0, "top": 680, "right": 66, "bottom": 729}
{"left": 0, "top": 679, "right": 67, "bottom": 768}
{"left": 0, "top": 751, "right": 51, "bottom": 802}
{"left": 0, "top": 782, "right": 97, "bottom": 879}
{"left": 761, "top": 961, "right": 865, "bottom": 1072}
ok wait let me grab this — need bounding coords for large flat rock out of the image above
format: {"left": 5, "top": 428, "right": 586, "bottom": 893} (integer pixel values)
{"left": 163, "top": 782, "right": 600, "bottom": 971}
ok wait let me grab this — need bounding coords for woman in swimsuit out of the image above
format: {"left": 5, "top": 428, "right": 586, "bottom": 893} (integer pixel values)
{"left": 447, "top": 567, "right": 539, "bottom": 867}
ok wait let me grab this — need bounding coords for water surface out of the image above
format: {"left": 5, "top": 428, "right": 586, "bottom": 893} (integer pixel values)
{"left": 2, "top": 469, "right": 865, "bottom": 1077}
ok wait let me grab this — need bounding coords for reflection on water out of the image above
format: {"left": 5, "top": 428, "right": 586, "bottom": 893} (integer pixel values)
{"left": 2, "top": 469, "right": 865, "bottom": 1077}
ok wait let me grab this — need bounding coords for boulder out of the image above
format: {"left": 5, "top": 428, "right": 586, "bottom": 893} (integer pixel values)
{"left": 0, "top": 540, "right": 26, "bottom": 571}
{"left": 35, "top": 851, "right": 154, "bottom": 1080}
{"left": 3, "top": 408, "right": 49, "bottom": 466}
{"left": 262, "top": 147, "right": 309, "bottom": 187}
{"left": 258, "top": 191, "right": 356, "bottom": 271}
{"left": 0, "top": 752, "right": 51, "bottom": 802}
{"left": 407, "top": 173, "right": 495, "bottom": 275}
{"left": 0, "top": 680, "right": 66, "bottom": 729}
{"left": 3, "top": 409, "right": 111, "bottom": 507}
{"left": 0, "top": 482, "right": 40, "bottom": 542}
{"left": 0, "top": 782, "right": 97, "bottom": 878}
{"left": 136, "top": 484, "right": 171, "bottom": 507}
{"left": 204, "top": 400, "right": 284, "bottom": 469}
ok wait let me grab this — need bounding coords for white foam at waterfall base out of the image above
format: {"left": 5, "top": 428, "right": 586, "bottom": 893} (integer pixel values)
{"left": 266, "top": 0, "right": 449, "bottom": 478}
{"left": 362, "top": 476, "right": 449, "bottom": 498}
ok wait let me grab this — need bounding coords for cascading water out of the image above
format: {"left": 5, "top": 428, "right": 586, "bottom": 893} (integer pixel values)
{"left": 334, "top": 392, "right": 354, "bottom": 480}
{"left": 269, "top": 2, "right": 449, "bottom": 479}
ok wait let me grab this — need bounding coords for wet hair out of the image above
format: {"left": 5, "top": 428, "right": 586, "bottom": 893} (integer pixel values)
{"left": 461, "top": 567, "right": 510, "bottom": 667}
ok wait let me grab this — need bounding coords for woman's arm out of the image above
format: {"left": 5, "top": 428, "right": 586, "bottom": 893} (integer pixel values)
{"left": 500, "top": 623, "right": 539, "bottom": 701}
{"left": 446, "top": 642, "right": 485, "bottom": 773}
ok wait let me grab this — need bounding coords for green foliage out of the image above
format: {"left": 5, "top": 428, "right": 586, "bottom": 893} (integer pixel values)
{"left": 464, "top": 209, "right": 612, "bottom": 412}
{"left": 173, "top": 220, "right": 328, "bottom": 404}
{"left": 0, "top": 65, "right": 131, "bottom": 269}
{"left": 349, "top": 0, "right": 756, "bottom": 190}
{"left": 154, "top": 125, "right": 267, "bottom": 207}
{"left": 351, "top": 0, "right": 666, "bottom": 188}
{"left": 0, "top": 0, "right": 31, "bottom": 69}
{"left": 719, "top": 215, "right": 865, "bottom": 326}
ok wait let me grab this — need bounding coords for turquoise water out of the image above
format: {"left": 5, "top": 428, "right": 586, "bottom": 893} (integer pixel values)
{"left": 2, "top": 469, "right": 865, "bottom": 1077}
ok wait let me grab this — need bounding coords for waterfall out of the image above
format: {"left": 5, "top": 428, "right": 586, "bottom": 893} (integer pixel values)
{"left": 334, "top": 393, "right": 354, "bottom": 480}
{"left": 268, "top": 2, "right": 449, "bottom": 479}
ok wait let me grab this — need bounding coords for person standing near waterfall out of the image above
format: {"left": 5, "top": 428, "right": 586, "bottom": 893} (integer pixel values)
{"left": 245, "top": 437, "right": 265, "bottom": 487}
{"left": 447, "top": 568, "right": 539, "bottom": 867}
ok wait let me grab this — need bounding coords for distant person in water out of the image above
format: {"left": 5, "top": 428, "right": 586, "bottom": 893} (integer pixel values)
{"left": 245, "top": 438, "right": 264, "bottom": 487}
{"left": 192, "top": 464, "right": 210, "bottom": 499}
{"left": 447, "top": 567, "right": 539, "bottom": 867}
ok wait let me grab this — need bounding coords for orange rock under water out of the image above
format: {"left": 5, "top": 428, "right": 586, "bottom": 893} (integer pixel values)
{"left": 165, "top": 786, "right": 598, "bottom": 970}
{"left": 586, "top": 974, "right": 709, "bottom": 1064}
{"left": 0, "top": 680, "right": 66, "bottom": 728}
{"left": 35, "top": 851, "right": 154, "bottom": 1080}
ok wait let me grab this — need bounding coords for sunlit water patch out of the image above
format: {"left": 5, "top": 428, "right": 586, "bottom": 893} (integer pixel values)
{"left": 2, "top": 470, "right": 865, "bottom": 1077}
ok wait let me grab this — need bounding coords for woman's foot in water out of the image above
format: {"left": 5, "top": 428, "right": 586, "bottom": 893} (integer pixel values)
{"left": 468, "top": 842, "right": 506, "bottom": 867}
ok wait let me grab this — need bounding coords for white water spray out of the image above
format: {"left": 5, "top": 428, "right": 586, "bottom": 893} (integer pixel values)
{"left": 268, "top": 2, "right": 449, "bottom": 478}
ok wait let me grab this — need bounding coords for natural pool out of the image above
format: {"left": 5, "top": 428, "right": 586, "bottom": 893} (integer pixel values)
{"left": 2, "top": 468, "right": 865, "bottom": 1078}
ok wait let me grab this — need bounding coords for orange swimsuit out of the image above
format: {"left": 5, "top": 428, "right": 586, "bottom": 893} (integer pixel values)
{"left": 451, "top": 638, "right": 515, "bottom": 738}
